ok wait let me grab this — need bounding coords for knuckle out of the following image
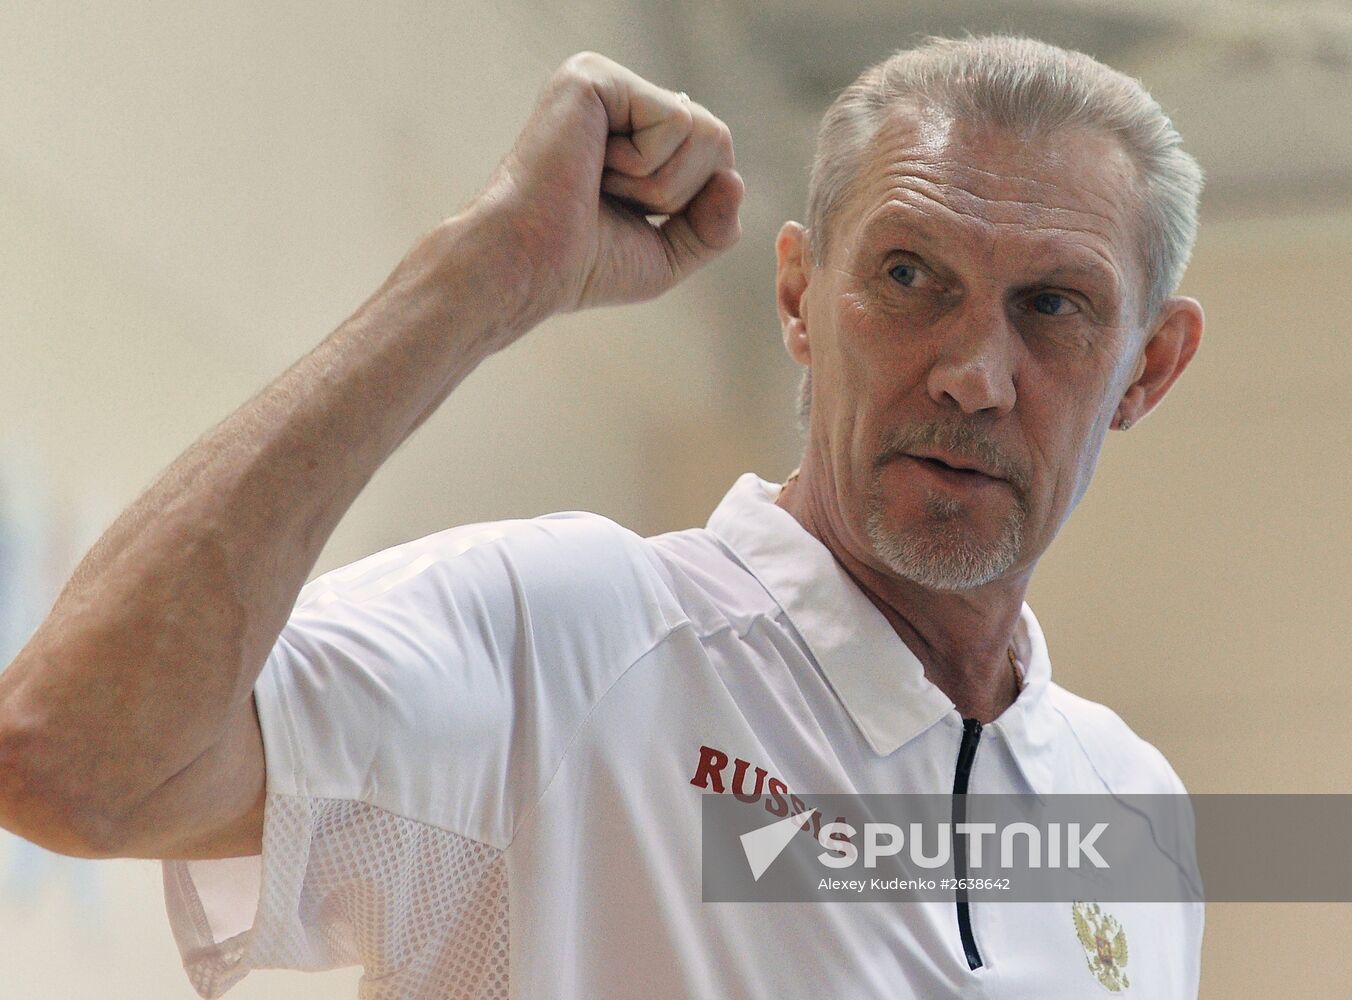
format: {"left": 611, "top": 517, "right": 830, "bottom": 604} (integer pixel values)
{"left": 692, "top": 113, "right": 731, "bottom": 148}
{"left": 714, "top": 122, "right": 734, "bottom": 155}
{"left": 562, "top": 50, "right": 603, "bottom": 72}
{"left": 556, "top": 51, "right": 604, "bottom": 88}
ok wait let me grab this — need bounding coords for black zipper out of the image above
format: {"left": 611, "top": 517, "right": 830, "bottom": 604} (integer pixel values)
{"left": 952, "top": 717, "right": 983, "bottom": 970}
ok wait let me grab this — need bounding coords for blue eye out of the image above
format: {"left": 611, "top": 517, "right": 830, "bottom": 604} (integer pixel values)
{"left": 889, "top": 263, "right": 919, "bottom": 286}
{"left": 1031, "top": 292, "right": 1077, "bottom": 316}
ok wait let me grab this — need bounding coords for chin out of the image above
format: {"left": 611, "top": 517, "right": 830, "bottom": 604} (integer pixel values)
{"left": 863, "top": 498, "right": 1025, "bottom": 591}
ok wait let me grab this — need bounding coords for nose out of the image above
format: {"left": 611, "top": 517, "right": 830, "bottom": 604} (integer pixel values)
{"left": 924, "top": 298, "right": 1018, "bottom": 417}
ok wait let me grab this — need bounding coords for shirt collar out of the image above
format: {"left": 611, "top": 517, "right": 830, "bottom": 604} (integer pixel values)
{"left": 706, "top": 473, "right": 1058, "bottom": 795}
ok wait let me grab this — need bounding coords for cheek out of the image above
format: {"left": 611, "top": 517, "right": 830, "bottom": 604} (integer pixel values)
{"left": 1045, "top": 403, "right": 1113, "bottom": 517}
{"left": 834, "top": 291, "right": 926, "bottom": 395}
{"left": 818, "top": 299, "right": 907, "bottom": 488}
{"left": 1020, "top": 387, "right": 1107, "bottom": 511}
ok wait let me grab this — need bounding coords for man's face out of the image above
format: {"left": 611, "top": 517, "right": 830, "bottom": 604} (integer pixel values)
{"left": 785, "top": 105, "right": 1155, "bottom": 591}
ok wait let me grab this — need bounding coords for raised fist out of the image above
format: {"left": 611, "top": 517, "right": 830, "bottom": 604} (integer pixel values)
{"left": 473, "top": 52, "right": 744, "bottom": 320}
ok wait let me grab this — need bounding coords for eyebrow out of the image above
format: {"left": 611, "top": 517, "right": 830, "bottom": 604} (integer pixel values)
{"left": 857, "top": 211, "right": 1123, "bottom": 299}
{"left": 1026, "top": 258, "right": 1121, "bottom": 296}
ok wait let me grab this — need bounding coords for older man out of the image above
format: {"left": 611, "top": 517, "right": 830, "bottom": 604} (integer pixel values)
{"left": 0, "top": 35, "right": 1203, "bottom": 999}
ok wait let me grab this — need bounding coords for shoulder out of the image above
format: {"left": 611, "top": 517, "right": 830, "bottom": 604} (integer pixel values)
{"left": 1047, "top": 682, "right": 1189, "bottom": 795}
{"left": 301, "top": 510, "right": 650, "bottom": 598}
{"left": 297, "top": 510, "right": 685, "bottom": 647}
{"left": 1044, "top": 683, "right": 1203, "bottom": 910}
{"left": 642, "top": 525, "right": 781, "bottom": 638}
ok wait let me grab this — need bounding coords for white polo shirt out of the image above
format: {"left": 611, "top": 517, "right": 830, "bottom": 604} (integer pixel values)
{"left": 163, "top": 473, "right": 1202, "bottom": 998}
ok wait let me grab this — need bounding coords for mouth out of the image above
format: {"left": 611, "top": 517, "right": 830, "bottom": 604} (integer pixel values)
{"left": 903, "top": 451, "right": 1003, "bottom": 482}
{"left": 884, "top": 452, "right": 1011, "bottom": 499}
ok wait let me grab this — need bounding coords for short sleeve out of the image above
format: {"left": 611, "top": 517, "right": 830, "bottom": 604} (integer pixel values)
{"left": 162, "top": 511, "right": 683, "bottom": 998}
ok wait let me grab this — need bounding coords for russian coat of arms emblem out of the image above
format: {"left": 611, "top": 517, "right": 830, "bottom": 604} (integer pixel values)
{"left": 1072, "top": 901, "right": 1130, "bottom": 992}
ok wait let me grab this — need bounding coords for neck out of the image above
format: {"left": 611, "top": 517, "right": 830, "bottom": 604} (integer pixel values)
{"left": 776, "top": 465, "right": 1031, "bottom": 724}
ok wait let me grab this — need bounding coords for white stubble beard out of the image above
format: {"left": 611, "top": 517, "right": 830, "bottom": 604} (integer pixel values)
{"left": 862, "top": 465, "right": 1028, "bottom": 591}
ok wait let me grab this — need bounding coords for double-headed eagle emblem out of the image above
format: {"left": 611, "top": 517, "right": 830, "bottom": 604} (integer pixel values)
{"left": 1072, "top": 901, "right": 1130, "bottom": 991}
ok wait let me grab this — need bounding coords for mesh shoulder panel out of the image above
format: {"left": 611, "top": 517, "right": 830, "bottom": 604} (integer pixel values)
{"left": 165, "top": 794, "right": 510, "bottom": 999}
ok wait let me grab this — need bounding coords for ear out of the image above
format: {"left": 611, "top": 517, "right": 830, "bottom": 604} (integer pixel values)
{"left": 1115, "top": 296, "right": 1204, "bottom": 429}
{"left": 776, "top": 221, "right": 812, "bottom": 366}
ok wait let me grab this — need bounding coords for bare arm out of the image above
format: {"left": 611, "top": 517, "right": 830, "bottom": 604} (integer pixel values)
{"left": 0, "top": 53, "right": 742, "bottom": 860}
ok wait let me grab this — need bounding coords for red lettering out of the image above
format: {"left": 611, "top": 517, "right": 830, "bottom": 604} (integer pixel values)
{"left": 764, "top": 778, "right": 789, "bottom": 817}
{"left": 789, "top": 794, "right": 819, "bottom": 834}
{"left": 731, "top": 759, "right": 768, "bottom": 803}
{"left": 689, "top": 745, "right": 729, "bottom": 793}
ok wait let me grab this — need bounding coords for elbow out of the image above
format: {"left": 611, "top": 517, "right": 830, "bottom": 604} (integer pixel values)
{"left": 0, "top": 715, "right": 131, "bottom": 859}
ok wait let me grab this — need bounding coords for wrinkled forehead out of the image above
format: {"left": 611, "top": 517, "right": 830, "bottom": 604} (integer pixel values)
{"left": 835, "top": 104, "right": 1148, "bottom": 307}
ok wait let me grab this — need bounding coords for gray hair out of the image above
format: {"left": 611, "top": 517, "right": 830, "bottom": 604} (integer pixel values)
{"left": 795, "top": 35, "right": 1204, "bottom": 435}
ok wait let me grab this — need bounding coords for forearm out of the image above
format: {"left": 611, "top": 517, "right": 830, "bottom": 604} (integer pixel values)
{"left": 0, "top": 207, "right": 533, "bottom": 851}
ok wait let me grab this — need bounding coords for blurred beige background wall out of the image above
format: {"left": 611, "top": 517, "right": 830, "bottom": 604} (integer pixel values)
{"left": 2, "top": 1, "right": 1349, "bottom": 996}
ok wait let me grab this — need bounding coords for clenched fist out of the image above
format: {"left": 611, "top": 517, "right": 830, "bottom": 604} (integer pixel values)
{"left": 473, "top": 52, "right": 745, "bottom": 320}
